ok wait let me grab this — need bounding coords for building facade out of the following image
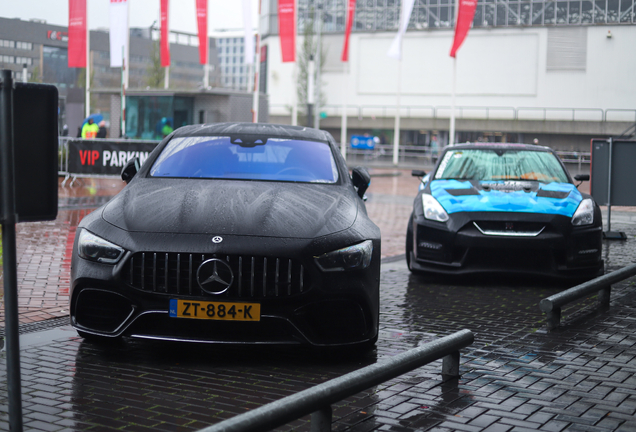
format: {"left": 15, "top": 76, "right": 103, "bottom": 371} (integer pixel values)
{"left": 259, "top": 0, "right": 636, "bottom": 151}
{"left": 0, "top": 17, "right": 265, "bottom": 139}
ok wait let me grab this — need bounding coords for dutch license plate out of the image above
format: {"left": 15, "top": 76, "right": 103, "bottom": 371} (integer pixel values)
{"left": 169, "top": 299, "right": 260, "bottom": 321}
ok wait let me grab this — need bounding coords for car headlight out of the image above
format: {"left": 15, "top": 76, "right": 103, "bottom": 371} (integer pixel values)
{"left": 77, "top": 229, "right": 125, "bottom": 264}
{"left": 572, "top": 198, "right": 595, "bottom": 226}
{"left": 314, "top": 240, "right": 373, "bottom": 272}
{"left": 422, "top": 194, "right": 449, "bottom": 222}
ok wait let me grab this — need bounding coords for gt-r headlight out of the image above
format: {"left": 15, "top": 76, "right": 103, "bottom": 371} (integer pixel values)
{"left": 422, "top": 194, "right": 449, "bottom": 222}
{"left": 572, "top": 198, "right": 595, "bottom": 226}
{"left": 77, "top": 229, "right": 125, "bottom": 264}
{"left": 314, "top": 240, "right": 373, "bottom": 272}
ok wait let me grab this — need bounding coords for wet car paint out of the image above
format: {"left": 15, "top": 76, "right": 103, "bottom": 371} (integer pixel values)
{"left": 69, "top": 123, "right": 382, "bottom": 347}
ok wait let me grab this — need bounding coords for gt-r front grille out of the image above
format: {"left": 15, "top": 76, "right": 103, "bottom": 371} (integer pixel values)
{"left": 123, "top": 252, "right": 309, "bottom": 298}
{"left": 473, "top": 221, "right": 546, "bottom": 237}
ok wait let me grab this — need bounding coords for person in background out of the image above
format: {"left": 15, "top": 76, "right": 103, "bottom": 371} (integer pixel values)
{"left": 161, "top": 117, "right": 174, "bottom": 138}
{"left": 430, "top": 135, "right": 439, "bottom": 163}
{"left": 97, "top": 120, "right": 107, "bottom": 138}
{"left": 81, "top": 118, "right": 99, "bottom": 139}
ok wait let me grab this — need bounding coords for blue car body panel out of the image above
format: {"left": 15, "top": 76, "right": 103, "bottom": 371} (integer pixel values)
{"left": 430, "top": 180, "right": 582, "bottom": 217}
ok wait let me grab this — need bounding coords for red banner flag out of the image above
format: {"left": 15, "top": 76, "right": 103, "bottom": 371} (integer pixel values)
{"left": 68, "top": 0, "right": 87, "bottom": 68}
{"left": 160, "top": 0, "right": 170, "bottom": 67}
{"left": 341, "top": 0, "right": 356, "bottom": 62}
{"left": 278, "top": 0, "right": 295, "bottom": 62}
{"left": 196, "top": 0, "right": 208, "bottom": 64}
{"left": 450, "top": 0, "right": 478, "bottom": 58}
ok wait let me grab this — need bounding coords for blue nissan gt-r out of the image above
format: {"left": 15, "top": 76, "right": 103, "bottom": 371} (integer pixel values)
{"left": 406, "top": 143, "right": 603, "bottom": 280}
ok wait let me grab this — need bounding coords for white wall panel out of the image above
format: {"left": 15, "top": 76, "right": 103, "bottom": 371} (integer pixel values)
{"left": 266, "top": 25, "right": 636, "bottom": 114}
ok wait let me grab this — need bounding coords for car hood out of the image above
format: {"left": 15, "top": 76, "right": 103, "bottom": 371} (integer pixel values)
{"left": 430, "top": 180, "right": 584, "bottom": 217}
{"left": 102, "top": 178, "right": 358, "bottom": 238}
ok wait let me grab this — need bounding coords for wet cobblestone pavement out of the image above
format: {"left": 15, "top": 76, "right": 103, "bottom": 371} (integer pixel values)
{"left": 1, "top": 172, "right": 636, "bottom": 431}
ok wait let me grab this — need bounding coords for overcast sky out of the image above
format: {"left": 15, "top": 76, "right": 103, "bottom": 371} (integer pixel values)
{"left": 0, "top": 0, "right": 258, "bottom": 34}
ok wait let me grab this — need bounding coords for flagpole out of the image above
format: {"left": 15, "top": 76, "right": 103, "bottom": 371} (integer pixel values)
{"left": 291, "top": 62, "right": 298, "bottom": 126}
{"left": 313, "top": 3, "right": 322, "bottom": 129}
{"left": 124, "top": 0, "right": 130, "bottom": 89}
{"left": 85, "top": 4, "right": 90, "bottom": 118}
{"left": 121, "top": 45, "right": 126, "bottom": 137}
{"left": 341, "top": 62, "right": 348, "bottom": 159}
{"left": 449, "top": 56, "right": 456, "bottom": 147}
{"left": 252, "top": 32, "right": 260, "bottom": 122}
{"left": 163, "top": 0, "right": 170, "bottom": 89}
{"left": 393, "top": 59, "right": 401, "bottom": 166}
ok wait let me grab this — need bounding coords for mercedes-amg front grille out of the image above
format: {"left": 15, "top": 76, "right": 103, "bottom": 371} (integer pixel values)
{"left": 123, "top": 252, "right": 309, "bottom": 298}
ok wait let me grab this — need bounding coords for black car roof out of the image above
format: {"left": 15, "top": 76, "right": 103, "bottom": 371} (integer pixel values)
{"left": 172, "top": 122, "right": 330, "bottom": 142}
{"left": 445, "top": 142, "right": 553, "bottom": 152}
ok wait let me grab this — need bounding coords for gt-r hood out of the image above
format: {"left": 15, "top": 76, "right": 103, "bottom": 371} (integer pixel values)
{"left": 102, "top": 178, "right": 358, "bottom": 238}
{"left": 431, "top": 180, "right": 583, "bottom": 217}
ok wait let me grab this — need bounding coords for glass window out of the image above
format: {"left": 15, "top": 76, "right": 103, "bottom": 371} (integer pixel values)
{"left": 126, "top": 96, "right": 174, "bottom": 140}
{"left": 435, "top": 149, "right": 569, "bottom": 183}
{"left": 150, "top": 136, "right": 339, "bottom": 183}
{"left": 16, "top": 41, "right": 32, "bottom": 50}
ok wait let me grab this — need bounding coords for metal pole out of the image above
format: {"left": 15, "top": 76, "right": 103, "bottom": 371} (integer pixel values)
{"left": 252, "top": 1, "right": 262, "bottom": 123}
{"left": 121, "top": 46, "right": 126, "bottom": 138}
{"left": 291, "top": 62, "right": 298, "bottom": 126}
{"left": 310, "top": 406, "right": 332, "bottom": 432}
{"left": 0, "top": 69, "right": 24, "bottom": 432}
{"left": 606, "top": 137, "right": 613, "bottom": 233}
{"left": 85, "top": 9, "right": 90, "bottom": 118}
{"left": 340, "top": 62, "right": 348, "bottom": 159}
{"left": 392, "top": 60, "right": 401, "bottom": 166}
{"left": 314, "top": 3, "right": 322, "bottom": 129}
{"left": 307, "top": 55, "right": 315, "bottom": 128}
{"left": 449, "top": 56, "right": 456, "bottom": 147}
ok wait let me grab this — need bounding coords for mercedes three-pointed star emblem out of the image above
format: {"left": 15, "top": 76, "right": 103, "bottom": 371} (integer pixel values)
{"left": 196, "top": 259, "right": 234, "bottom": 295}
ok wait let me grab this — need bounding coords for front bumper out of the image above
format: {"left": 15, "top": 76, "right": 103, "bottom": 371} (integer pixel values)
{"left": 409, "top": 211, "right": 603, "bottom": 279}
{"left": 70, "top": 230, "right": 381, "bottom": 347}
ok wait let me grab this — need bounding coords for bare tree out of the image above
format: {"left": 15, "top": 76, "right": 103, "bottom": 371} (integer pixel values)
{"left": 296, "top": 16, "right": 327, "bottom": 126}
{"left": 146, "top": 40, "right": 165, "bottom": 88}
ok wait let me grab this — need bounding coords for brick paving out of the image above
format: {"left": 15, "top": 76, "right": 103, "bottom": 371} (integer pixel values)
{"left": 1, "top": 170, "right": 636, "bottom": 431}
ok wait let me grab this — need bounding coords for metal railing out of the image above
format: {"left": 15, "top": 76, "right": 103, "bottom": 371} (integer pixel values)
{"left": 270, "top": 104, "right": 636, "bottom": 123}
{"left": 540, "top": 263, "right": 636, "bottom": 330}
{"left": 342, "top": 143, "right": 591, "bottom": 169}
{"left": 198, "top": 329, "right": 474, "bottom": 432}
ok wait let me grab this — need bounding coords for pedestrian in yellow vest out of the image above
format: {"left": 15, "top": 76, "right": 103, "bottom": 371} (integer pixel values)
{"left": 82, "top": 118, "right": 99, "bottom": 139}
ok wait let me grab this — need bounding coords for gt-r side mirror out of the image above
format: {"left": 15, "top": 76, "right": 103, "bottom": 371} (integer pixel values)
{"left": 121, "top": 157, "right": 140, "bottom": 184}
{"left": 574, "top": 173, "right": 590, "bottom": 188}
{"left": 351, "top": 166, "right": 371, "bottom": 199}
{"left": 412, "top": 170, "right": 426, "bottom": 177}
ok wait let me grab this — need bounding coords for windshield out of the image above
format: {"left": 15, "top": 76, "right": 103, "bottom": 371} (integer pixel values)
{"left": 149, "top": 136, "right": 339, "bottom": 183}
{"left": 434, "top": 149, "right": 569, "bottom": 183}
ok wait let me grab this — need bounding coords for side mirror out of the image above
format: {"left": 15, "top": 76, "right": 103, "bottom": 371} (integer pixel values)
{"left": 412, "top": 170, "right": 426, "bottom": 177}
{"left": 351, "top": 166, "right": 371, "bottom": 199}
{"left": 574, "top": 173, "right": 589, "bottom": 188}
{"left": 121, "top": 157, "right": 140, "bottom": 184}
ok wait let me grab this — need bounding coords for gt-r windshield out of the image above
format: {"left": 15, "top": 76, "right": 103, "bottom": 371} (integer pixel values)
{"left": 434, "top": 149, "right": 569, "bottom": 183}
{"left": 149, "top": 136, "right": 339, "bottom": 183}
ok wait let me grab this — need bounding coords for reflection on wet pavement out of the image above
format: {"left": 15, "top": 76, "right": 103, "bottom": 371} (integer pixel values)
{"left": 1, "top": 173, "right": 636, "bottom": 431}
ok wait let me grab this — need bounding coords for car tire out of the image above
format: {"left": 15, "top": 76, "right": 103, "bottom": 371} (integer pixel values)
{"left": 406, "top": 215, "right": 414, "bottom": 271}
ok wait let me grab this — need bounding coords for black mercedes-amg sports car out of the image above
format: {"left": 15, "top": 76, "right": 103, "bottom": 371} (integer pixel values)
{"left": 70, "top": 123, "right": 381, "bottom": 347}
{"left": 406, "top": 143, "right": 603, "bottom": 280}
